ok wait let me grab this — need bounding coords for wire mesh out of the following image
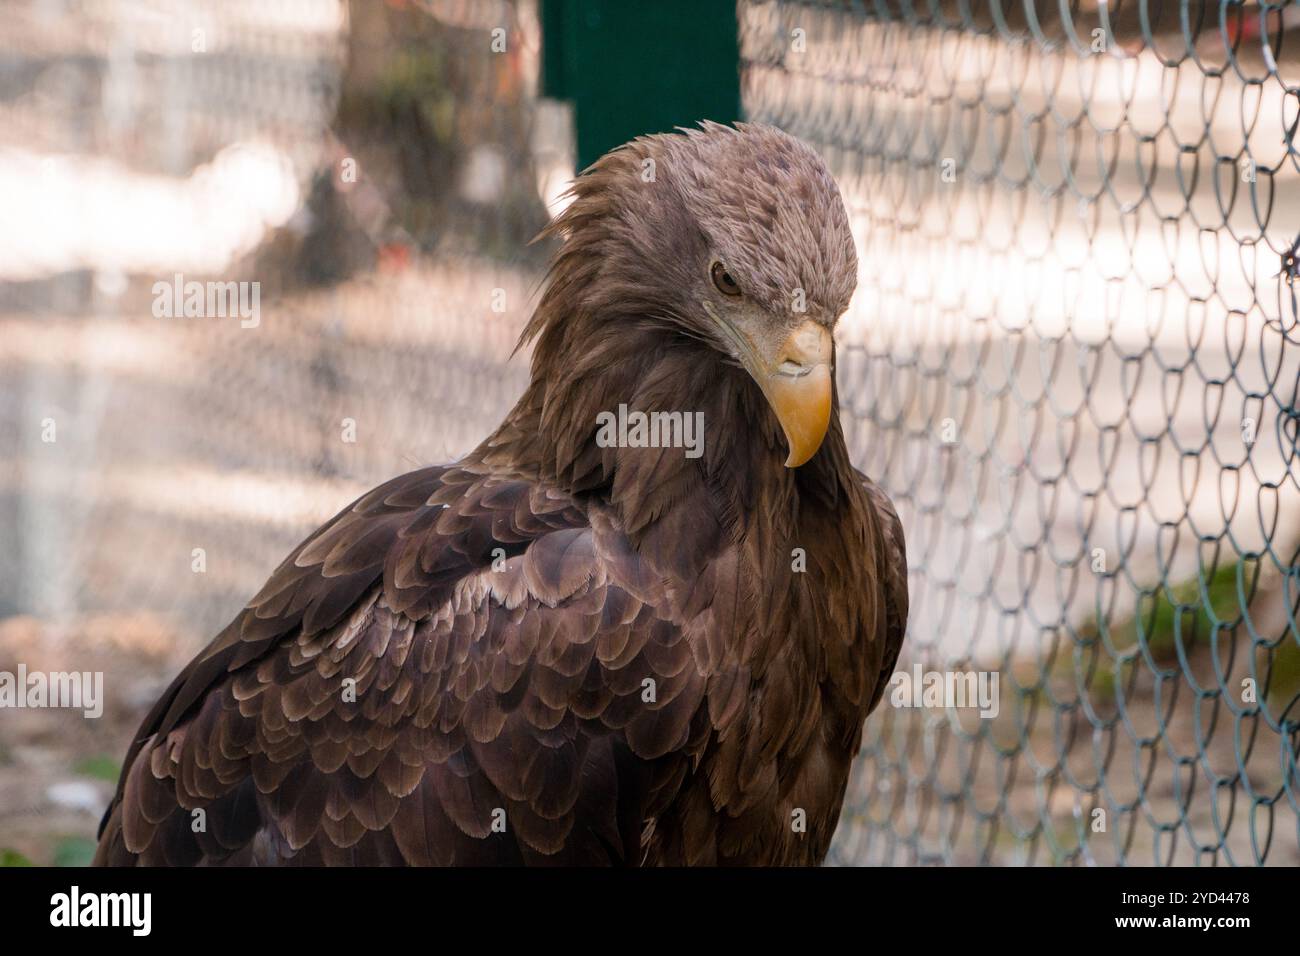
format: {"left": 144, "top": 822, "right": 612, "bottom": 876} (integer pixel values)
{"left": 739, "top": 0, "right": 1300, "bottom": 864}
{"left": 0, "top": 0, "right": 1297, "bottom": 866}
{"left": 0, "top": 0, "right": 561, "bottom": 859}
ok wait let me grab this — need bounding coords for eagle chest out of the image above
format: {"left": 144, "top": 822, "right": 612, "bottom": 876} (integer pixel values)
{"left": 654, "top": 527, "right": 878, "bottom": 865}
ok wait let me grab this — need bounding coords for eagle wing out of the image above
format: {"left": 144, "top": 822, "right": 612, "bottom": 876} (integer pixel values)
{"left": 94, "top": 465, "right": 717, "bottom": 865}
{"left": 861, "top": 473, "right": 908, "bottom": 715}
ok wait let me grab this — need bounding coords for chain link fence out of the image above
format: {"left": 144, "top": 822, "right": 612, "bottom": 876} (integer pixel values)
{"left": 740, "top": 0, "right": 1300, "bottom": 864}
{"left": 1, "top": 0, "right": 1297, "bottom": 865}
{"left": 0, "top": 0, "right": 563, "bottom": 861}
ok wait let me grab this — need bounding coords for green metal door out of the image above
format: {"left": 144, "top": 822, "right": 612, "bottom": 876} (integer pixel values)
{"left": 541, "top": 0, "right": 742, "bottom": 170}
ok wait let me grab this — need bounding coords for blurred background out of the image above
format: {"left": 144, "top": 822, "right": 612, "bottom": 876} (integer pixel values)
{"left": 0, "top": 0, "right": 1297, "bottom": 866}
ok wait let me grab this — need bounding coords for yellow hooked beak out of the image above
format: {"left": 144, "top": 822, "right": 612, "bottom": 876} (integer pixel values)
{"left": 755, "top": 320, "right": 833, "bottom": 467}
{"left": 707, "top": 307, "right": 833, "bottom": 468}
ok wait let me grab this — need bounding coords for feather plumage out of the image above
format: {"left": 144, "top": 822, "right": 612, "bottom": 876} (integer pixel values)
{"left": 95, "top": 123, "right": 908, "bottom": 867}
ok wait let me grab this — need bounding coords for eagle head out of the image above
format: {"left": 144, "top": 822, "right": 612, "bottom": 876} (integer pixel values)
{"left": 534, "top": 121, "right": 859, "bottom": 468}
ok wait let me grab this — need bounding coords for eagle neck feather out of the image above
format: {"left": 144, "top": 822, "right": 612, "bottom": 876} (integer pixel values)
{"left": 474, "top": 302, "right": 866, "bottom": 583}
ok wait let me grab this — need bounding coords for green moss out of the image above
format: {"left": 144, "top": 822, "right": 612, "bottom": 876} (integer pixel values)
{"left": 1262, "top": 632, "right": 1300, "bottom": 709}
{"left": 1070, "top": 559, "right": 1249, "bottom": 704}
{"left": 74, "top": 754, "right": 121, "bottom": 783}
{"left": 52, "top": 836, "right": 97, "bottom": 867}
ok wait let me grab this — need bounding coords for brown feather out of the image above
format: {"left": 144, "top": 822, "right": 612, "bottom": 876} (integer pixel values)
{"left": 94, "top": 123, "right": 907, "bottom": 867}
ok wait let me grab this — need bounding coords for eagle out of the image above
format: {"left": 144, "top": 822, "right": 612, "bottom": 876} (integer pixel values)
{"left": 94, "top": 122, "right": 908, "bottom": 866}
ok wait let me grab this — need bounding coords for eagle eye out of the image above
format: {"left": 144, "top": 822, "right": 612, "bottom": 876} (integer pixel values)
{"left": 711, "top": 261, "right": 742, "bottom": 296}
